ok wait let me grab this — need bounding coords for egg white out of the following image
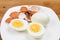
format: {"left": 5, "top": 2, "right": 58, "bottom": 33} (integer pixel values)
{"left": 19, "top": 12, "right": 26, "bottom": 19}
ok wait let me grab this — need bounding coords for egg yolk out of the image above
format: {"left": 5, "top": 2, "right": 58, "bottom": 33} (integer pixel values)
{"left": 12, "top": 20, "right": 23, "bottom": 28}
{"left": 30, "top": 24, "right": 41, "bottom": 32}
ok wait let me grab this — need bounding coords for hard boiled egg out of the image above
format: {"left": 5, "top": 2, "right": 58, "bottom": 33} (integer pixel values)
{"left": 9, "top": 19, "right": 28, "bottom": 31}
{"left": 27, "top": 23, "right": 45, "bottom": 38}
{"left": 31, "top": 12, "right": 49, "bottom": 26}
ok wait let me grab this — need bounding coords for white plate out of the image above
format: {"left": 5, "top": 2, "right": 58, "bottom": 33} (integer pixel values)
{"left": 1, "top": 5, "right": 60, "bottom": 40}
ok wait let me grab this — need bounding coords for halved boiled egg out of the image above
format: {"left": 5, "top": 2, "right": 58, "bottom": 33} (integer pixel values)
{"left": 27, "top": 23, "right": 45, "bottom": 38}
{"left": 9, "top": 19, "right": 28, "bottom": 31}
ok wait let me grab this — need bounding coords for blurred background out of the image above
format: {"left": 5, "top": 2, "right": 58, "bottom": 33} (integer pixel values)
{"left": 0, "top": 0, "right": 60, "bottom": 40}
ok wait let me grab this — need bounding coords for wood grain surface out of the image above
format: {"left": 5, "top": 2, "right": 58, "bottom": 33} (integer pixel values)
{"left": 0, "top": 0, "right": 60, "bottom": 40}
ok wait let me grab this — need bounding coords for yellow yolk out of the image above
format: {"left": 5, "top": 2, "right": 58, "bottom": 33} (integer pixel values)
{"left": 12, "top": 20, "right": 23, "bottom": 28}
{"left": 30, "top": 24, "right": 41, "bottom": 32}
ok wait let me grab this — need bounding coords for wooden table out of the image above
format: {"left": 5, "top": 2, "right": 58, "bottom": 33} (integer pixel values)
{"left": 0, "top": 0, "right": 60, "bottom": 40}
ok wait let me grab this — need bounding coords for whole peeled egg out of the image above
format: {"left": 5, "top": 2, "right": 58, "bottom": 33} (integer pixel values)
{"left": 31, "top": 12, "right": 49, "bottom": 26}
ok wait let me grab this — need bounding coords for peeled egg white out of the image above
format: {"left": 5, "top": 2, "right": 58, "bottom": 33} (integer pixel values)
{"left": 27, "top": 23, "right": 45, "bottom": 38}
{"left": 31, "top": 12, "right": 49, "bottom": 26}
{"left": 9, "top": 19, "right": 28, "bottom": 31}
{"left": 19, "top": 12, "right": 26, "bottom": 19}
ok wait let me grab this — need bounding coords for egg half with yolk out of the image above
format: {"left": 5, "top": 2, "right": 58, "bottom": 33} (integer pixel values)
{"left": 27, "top": 23, "right": 45, "bottom": 38}
{"left": 9, "top": 19, "right": 28, "bottom": 31}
